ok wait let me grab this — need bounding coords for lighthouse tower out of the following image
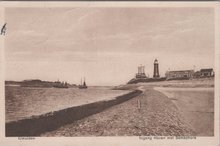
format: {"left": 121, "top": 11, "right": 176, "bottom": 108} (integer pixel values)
{"left": 153, "top": 59, "right": 160, "bottom": 78}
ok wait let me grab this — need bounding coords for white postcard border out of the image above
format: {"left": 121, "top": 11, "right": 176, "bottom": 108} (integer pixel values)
{"left": 0, "top": 2, "right": 219, "bottom": 146}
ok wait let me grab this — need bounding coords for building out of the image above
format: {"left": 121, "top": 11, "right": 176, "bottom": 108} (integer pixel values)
{"left": 135, "top": 65, "right": 147, "bottom": 78}
{"left": 153, "top": 59, "right": 160, "bottom": 78}
{"left": 193, "top": 68, "right": 214, "bottom": 78}
{"left": 165, "top": 70, "right": 194, "bottom": 80}
{"left": 200, "top": 68, "right": 214, "bottom": 77}
{"left": 193, "top": 71, "right": 201, "bottom": 78}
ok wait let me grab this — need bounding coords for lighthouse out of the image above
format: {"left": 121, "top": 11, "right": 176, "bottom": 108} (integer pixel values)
{"left": 153, "top": 59, "right": 160, "bottom": 78}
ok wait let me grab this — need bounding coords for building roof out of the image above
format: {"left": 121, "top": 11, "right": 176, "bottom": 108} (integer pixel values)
{"left": 194, "top": 71, "right": 201, "bottom": 74}
{"left": 166, "top": 70, "right": 194, "bottom": 74}
{"left": 200, "top": 68, "right": 213, "bottom": 72}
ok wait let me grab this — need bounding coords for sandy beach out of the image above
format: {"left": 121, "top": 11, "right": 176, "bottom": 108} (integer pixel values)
{"left": 155, "top": 87, "right": 214, "bottom": 136}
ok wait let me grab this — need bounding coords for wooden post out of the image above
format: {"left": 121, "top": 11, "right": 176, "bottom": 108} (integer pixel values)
{"left": 137, "top": 99, "right": 141, "bottom": 112}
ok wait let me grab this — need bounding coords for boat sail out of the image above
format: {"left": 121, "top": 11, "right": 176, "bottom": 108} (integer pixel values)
{"left": 79, "top": 77, "right": 87, "bottom": 89}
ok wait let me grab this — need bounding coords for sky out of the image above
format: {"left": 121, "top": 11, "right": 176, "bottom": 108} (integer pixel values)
{"left": 5, "top": 7, "right": 214, "bottom": 86}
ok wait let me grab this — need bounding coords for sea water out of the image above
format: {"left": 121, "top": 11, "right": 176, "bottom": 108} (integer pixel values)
{"left": 5, "top": 86, "right": 129, "bottom": 122}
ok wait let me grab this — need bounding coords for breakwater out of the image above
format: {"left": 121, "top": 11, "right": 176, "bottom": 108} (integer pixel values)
{"left": 6, "top": 89, "right": 142, "bottom": 136}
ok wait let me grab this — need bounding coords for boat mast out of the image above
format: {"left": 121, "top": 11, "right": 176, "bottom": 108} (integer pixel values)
{"left": 83, "top": 77, "right": 86, "bottom": 86}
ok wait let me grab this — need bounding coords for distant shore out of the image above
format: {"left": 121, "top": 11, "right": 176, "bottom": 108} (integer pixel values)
{"left": 5, "top": 79, "right": 77, "bottom": 88}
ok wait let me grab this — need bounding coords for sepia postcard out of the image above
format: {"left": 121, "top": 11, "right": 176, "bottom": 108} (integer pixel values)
{"left": 0, "top": 1, "right": 219, "bottom": 146}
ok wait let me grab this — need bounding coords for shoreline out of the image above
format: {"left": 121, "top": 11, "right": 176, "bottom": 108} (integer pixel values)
{"left": 42, "top": 86, "right": 196, "bottom": 137}
{"left": 6, "top": 78, "right": 214, "bottom": 137}
{"left": 5, "top": 86, "right": 131, "bottom": 123}
{"left": 6, "top": 89, "right": 142, "bottom": 136}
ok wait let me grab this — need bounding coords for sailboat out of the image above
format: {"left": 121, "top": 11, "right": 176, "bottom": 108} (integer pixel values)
{"left": 78, "top": 77, "right": 87, "bottom": 89}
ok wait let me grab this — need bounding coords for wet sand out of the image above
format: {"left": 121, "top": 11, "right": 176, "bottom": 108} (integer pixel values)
{"left": 42, "top": 86, "right": 195, "bottom": 136}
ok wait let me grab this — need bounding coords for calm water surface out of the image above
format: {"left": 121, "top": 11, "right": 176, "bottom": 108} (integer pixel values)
{"left": 5, "top": 86, "right": 129, "bottom": 122}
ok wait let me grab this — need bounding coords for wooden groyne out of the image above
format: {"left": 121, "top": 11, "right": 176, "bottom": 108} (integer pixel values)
{"left": 6, "top": 89, "right": 142, "bottom": 137}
